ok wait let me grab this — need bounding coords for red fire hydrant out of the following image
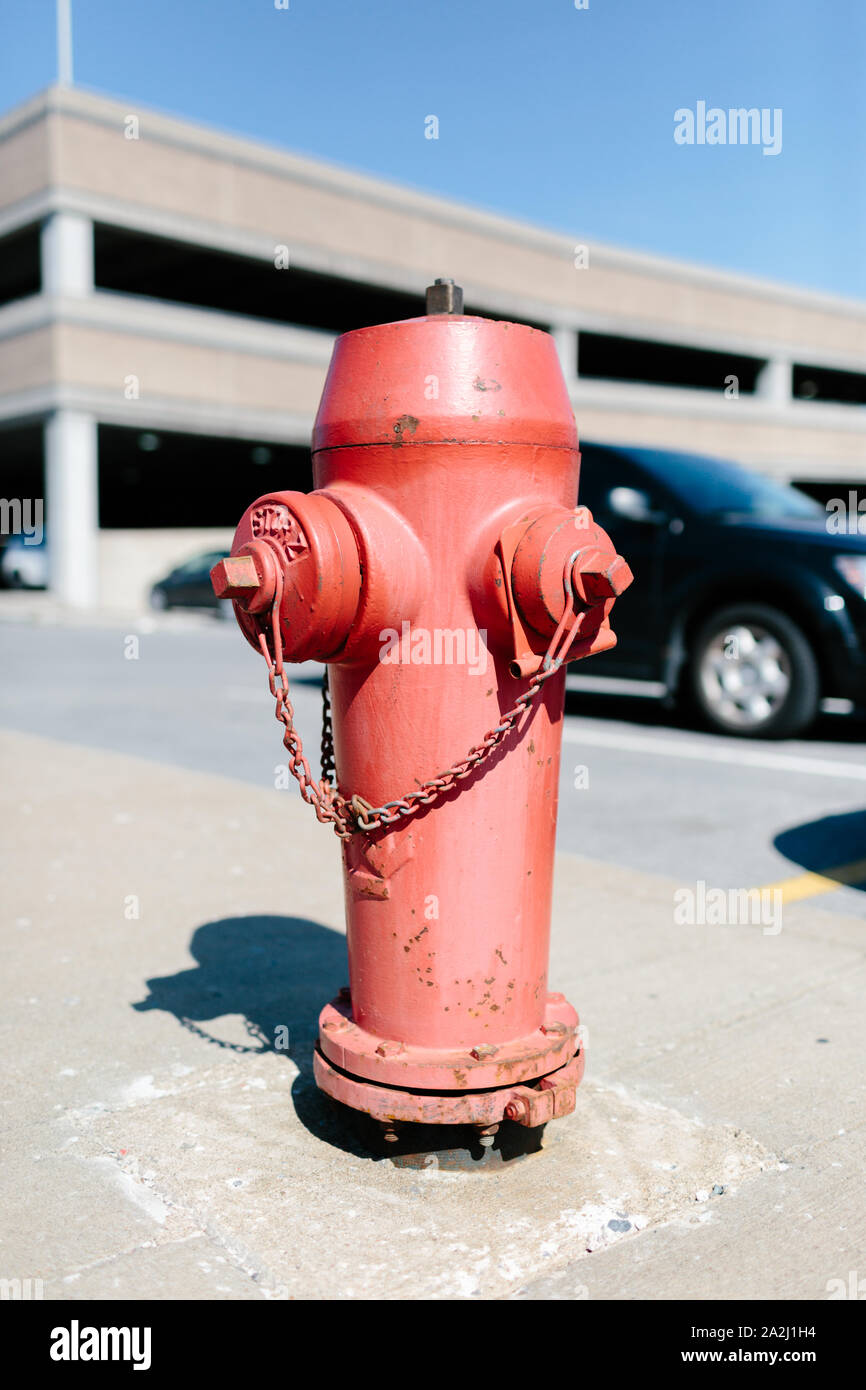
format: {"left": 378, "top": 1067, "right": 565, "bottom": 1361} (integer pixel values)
{"left": 212, "top": 280, "right": 631, "bottom": 1145}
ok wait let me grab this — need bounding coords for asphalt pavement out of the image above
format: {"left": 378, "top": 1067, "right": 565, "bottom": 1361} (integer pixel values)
{"left": 2, "top": 610, "right": 864, "bottom": 918}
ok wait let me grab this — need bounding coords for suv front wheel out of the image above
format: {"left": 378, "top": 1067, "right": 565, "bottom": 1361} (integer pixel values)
{"left": 688, "top": 603, "right": 820, "bottom": 739}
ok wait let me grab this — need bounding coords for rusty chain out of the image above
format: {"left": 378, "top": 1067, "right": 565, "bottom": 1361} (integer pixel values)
{"left": 256, "top": 561, "right": 592, "bottom": 839}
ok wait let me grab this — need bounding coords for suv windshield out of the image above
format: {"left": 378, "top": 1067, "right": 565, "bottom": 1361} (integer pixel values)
{"left": 629, "top": 448, "right": 823, "bottom": 521}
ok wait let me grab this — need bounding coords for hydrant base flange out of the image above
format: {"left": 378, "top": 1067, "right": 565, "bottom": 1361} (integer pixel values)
{"left": 313, "top": 1043, "right": 585, "bottom": 1128}
{"left": 315, "top": 990, "right": 584, "bottom": 1124}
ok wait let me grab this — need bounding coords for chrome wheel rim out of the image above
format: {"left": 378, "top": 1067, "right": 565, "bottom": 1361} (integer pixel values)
{"left": 698, "top": 623, "right": 792, "bottom": 729}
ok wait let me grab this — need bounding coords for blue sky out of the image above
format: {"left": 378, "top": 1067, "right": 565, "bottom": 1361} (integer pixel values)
{"left": 2, "top": 0, "right": 863, "bottom": 299}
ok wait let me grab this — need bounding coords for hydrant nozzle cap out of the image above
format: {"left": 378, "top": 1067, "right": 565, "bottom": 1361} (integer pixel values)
{"left": 426, "top": 278, "right": 464, "bottom": 315}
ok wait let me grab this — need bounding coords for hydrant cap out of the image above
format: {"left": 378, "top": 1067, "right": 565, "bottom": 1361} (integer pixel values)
{"left": 312, "top": 315, "right": 578, "bottom": 453}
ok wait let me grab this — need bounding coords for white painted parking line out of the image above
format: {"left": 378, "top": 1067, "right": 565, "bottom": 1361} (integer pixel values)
{"left": 562, "top": 724, "right": 866, "bottom": 781}
{"left": 565, "top": 674, "right": 667, "bottom": 697}
{"left": 566, "top": 674, "right": 854, "bottom": 716}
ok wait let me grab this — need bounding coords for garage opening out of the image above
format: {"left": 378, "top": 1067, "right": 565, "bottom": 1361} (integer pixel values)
{"left": 578, "top": 331, "right": 764, "bottom": 394}
{"left": 98, "top": 425, "right": 313, "bottom": 528}
{"left": 793, "top": 364, "right": 866, "bottom": 406}
{"left": 92, "top": 224, "right": 543, "bottom": 332}
{"left": 0, "top": 224, "right": 41, "bottom": 307}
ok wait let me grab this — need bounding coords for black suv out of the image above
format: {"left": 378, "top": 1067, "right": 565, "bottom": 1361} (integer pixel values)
{"left": 576, "top": 443, "right": 866, "bottom": 738}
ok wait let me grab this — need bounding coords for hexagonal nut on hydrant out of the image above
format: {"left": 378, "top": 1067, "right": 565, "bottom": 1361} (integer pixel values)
{"left": 210, "top": 545, "right": 277, "bottom": 614}
{"left": 211, "top": 555, "right": 259, "bottom": 600}
{"left": 504, "top": 1095, "right": 530, "bottom": 1124}
{"left": 573, "top": 550, "right": 633, "bottom": 605}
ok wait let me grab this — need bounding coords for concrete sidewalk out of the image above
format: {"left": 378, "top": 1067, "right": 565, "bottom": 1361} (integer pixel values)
{"left": 1, "top": 729, "right": 863, "bottom": 1300}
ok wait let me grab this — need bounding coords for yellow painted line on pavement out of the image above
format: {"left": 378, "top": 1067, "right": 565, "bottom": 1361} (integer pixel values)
{"left": 758, "top": 857, "right": 866, "bottom": 904}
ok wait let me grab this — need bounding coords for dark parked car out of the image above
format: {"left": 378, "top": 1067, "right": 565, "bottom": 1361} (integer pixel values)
{"left": 0, "top": 534, "right": 48, "bottom": 589}
{"left": 575, "top": 443, "right": 866, "bottom": 738}
{"left": 150, "top": 550, "right": 229, "bottom": 615}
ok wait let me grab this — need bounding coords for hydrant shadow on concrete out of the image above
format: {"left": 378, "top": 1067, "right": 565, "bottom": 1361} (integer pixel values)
{"left": 774, "top": 809, "right": 866, "bottom": 891}
{"left": 134, "top": 913, "right": 364, "bottom": 1159}
{"left": 133, "top": 914, "right": 546, "bottom": 1168}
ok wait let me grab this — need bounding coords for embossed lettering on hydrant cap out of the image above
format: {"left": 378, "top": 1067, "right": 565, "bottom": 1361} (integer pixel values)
{"left": 251, "top": 503, "right": 308, "bottom": 560}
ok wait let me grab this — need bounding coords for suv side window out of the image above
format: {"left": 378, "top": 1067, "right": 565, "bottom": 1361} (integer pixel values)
{"left": 578, "top": 445, "right": 653, "bottom": 519}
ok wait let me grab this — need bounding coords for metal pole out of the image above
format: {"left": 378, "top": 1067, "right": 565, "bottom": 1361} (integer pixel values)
{"left": 57, "top": 0, "right": 73, "bottom": 86}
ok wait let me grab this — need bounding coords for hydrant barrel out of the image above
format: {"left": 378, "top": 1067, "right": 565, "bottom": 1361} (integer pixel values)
{"left": 313, "top": 316, "right": 577, "bottom": 1063}
{"left": 216, "top": 289, "right": 631, "bottom": 1134}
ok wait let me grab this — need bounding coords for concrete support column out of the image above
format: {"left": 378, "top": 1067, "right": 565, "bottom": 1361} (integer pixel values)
{"left": 551, "top": 325, "right": 578, "bottom": 382}
{"left": 40, "top": 211, "right": 94, "bottom": 297}
{"left": 755, "top": 356, "right": 792, "bottom": 406}
{"left": 45, "top": 410, "right": 99, "bottom": 608}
